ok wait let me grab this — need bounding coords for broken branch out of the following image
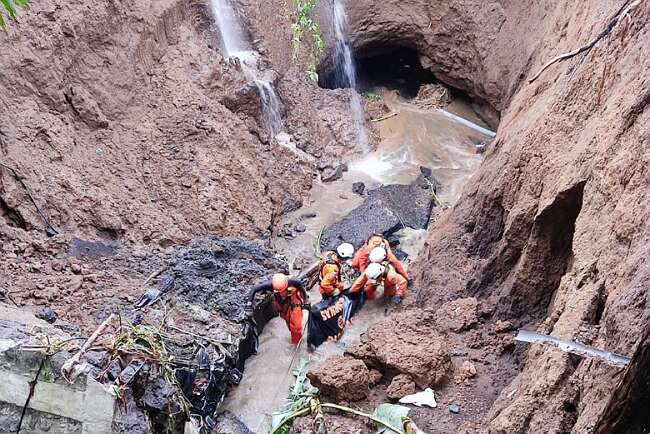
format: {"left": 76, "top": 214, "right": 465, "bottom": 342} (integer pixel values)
{"left": 371, "top": 112, "right": 398, "bottom": 122}
{"left": 61, "top": 313, "right": 116, "bottom": 382}
{"left": 529, "top": 0, "right": 642, "bottom": 83}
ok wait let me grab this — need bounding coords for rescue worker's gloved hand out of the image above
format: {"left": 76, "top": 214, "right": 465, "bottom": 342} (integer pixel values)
{"left": 332, "top": 288, "right": 341, "bottom": 297}
{"left": 391, "top": 295, "right": 402, "bottom": 304}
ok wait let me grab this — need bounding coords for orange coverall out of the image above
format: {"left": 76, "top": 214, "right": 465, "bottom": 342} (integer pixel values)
{"left": 273, "top": 285, "right": 304, "bottom": 345}
{"left": 350, "top": 265, "right": 407, "bottom": 300}
{"left": 319, "top": 262, "right": 344, "bottom": 297}
{"left": 249, "top": 278, "right": 306, "bottom": 345}
{"left": 351, "top": 236, "right": 409, "bottom": 279}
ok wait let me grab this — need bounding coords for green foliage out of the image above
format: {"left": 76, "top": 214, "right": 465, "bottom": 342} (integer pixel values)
{"left": 363, "top": 91, "right": 382, "bottom": 103}
{"left": 271, "top": 359, "right": 320, "bottom": 433}
{"left": 0, "top": 0, "right": 29, "bottom": 32}
{"left": 371, "top": 404, "right": 410, "bottom": 434}
{"left": 39, "top": 364, "right": 55, "bottom": 383}
{"left": 292, "top": 0, "right": 324, "bottom": 81}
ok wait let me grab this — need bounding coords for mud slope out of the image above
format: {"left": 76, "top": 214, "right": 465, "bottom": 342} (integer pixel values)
{"left": 0, "top": 0, "right": 371, "bottom": 246}
{"left": 382, "top": 1, "right": 649, "bottom": 433}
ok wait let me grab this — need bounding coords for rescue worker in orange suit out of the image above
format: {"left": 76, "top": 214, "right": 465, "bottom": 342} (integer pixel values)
{"left": 350, "top": 248, "right": 407, "bottom": 303}
{"left": 351, "top": 234, "right": 409, "bottom": 280}
{"left": 318, "top": 243, "right": 355, "bottom": 298}
{"left": 246, "top": 273, "right": 308, "bottom": 345}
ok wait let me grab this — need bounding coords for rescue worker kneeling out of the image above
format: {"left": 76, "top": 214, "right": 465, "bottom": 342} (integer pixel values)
{"left": 246, "top": 273, "right": 308, "bottom": 345}
{"left": 352, "top": 233, "right": 409, "bottom": 280}
{"left": 318, "top": 243, "right": 355, "bottom": 299}
{"left": 350, "top": 261, "right": 407, "bottom": 304}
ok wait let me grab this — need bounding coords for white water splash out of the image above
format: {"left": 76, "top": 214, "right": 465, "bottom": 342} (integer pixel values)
{"left": 210, "top": 0, "right": 284, "bottom": 136}
{"left": 333, "top": 0, "right": 369, "bottom": 153}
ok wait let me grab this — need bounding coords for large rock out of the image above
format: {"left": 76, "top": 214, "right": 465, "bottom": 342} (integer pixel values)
{"left": 346, "top": 309, "right": 452, "bottom": 388}
{"left": 435, "top": 298, "right": 479, "bottom": 333}
{"left": 307, "top": 356, "right": 370, "bottom": 402}
{"left": 213, "top": 411, "right": 254, "bottom": 434}
{"left": 321, "top": 184, "right": 434, "bottom": 249}
{"left": 386, "top": 374, "right": 416, "bottom": 400}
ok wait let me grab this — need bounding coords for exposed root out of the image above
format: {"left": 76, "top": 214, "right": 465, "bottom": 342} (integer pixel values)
{"left": 529, "top": 0, "right": 642, "bottom": 83}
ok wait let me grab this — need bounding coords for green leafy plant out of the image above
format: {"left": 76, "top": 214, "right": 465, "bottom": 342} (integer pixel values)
{"left": 292, "top": 0, "right": 324, "bottom": 81}
{"left": 0, "top": 0, "right": 29, "bottom": 32}
{"left": 363, "top": 91, "right": 382, "bottom": 103}
{"left": 269, "top": 359, "right": 407, "bottom": 434}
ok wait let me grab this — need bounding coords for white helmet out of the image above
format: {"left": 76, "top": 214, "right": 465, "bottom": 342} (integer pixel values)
{"left": 365, "top": 263, "right": 385, "bottom": 280}
{"left": 336, "top": 243, "right": 355, "bottom": 259}
{"left": 369, "top": 247, "right": 387, "bottom": 264}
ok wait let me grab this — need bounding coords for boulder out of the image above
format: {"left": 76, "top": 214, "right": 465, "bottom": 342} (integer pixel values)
{"left": 214, "top": 411, "right": 254, "bottom": 434}
{"left": 460, "top": 360, "right": 477, "bottom": 379}
{"left": 352, "top": 182, "right": 366, "bottom": 195}
{"left": 307, "top": 356, "right": 370, "bottom": 402}
{"left": 386, "top": 374, "right": 416, "bottom": 400}
{"left": 321, "top": 184, "right": 434, "bottom": 249}
{"left": 346, "top": 309, "right": 452, "bottom": 388}
{"left": 494, "top": 319, "right": 515, "bottom": 333}
{"left": 35, "top": 307, "right": 58, "bottom": 324}
{"left": 435, "top": 298, "right": 479, "bottom": 332}
{"left": 322, "top": 164, "right": 348, "bottom": 183}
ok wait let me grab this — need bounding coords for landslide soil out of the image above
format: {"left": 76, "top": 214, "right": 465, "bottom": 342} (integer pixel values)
{"left": 314, "top": 0, "right": 649, "bottom": 433}
{"left": 0, "top": 0, "right": 372, "bottom": 335}
{"left": 1, "top": 0, "right": 649, "bottom": 434}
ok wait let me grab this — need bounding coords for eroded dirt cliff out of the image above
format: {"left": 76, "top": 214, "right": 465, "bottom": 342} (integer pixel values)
{"left": 0, "top": 0, "right": 370, "bottom": 247}
{"left": 1, "top": 0, "right": 648, "bottom": 433}
{"left": 390, "top": 1, "right": 650, "bottom": 432}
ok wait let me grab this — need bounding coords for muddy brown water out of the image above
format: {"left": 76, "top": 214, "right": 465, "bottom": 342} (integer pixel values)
{"left": 222, "top": 96, "right": 492, "bottom": 432}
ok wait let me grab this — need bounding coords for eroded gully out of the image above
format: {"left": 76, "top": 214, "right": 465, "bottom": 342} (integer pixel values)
{"left": 222, "top": 92, "right": 492, "bottom": 432}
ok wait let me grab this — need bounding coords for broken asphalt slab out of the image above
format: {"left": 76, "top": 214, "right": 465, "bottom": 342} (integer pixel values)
{"left": 320, "top": 183, "right": 434, "bottom": 249}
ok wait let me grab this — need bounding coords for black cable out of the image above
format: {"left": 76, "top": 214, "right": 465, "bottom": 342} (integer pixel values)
{"left": 0, "top": 161, "right": 60, "bottom": 235}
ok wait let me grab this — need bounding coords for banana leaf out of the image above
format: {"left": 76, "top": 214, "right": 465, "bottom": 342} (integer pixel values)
{"left": 372, "top": 404, "right": 410, "bottom": 434}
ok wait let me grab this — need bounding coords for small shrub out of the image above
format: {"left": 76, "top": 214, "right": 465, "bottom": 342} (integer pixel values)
{"left": 1, "top": 0, "right": 29, "bottom": 32}
{"left": 363, "top": 91, "right": 382, "bottom": 103}
{"left": 292, "top": 0, "right": 324, "bottom": 81}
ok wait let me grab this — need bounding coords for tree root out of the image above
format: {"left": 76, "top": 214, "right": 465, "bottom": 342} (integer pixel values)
{"left": 529, "top": 0, "right": 642, "bottom": 83}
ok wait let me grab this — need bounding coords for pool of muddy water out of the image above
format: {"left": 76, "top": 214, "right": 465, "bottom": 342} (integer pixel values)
{"left": 222, "top": 94, "right": 493, "bottom": 432}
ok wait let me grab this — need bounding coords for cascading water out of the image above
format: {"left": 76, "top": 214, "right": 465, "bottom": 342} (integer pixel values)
{"left": 210, "top": 0, "right": 284, "bottom": 137}
{"left": 332, "top": 0, "right": 370, "bottom": 153}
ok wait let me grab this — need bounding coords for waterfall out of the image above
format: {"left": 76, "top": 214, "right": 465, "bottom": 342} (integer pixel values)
{"left": 332, "top": 0, "right": 369, "bottom": 153}
{"left": 210, "top": 0, "right": 284, "bottom": 137}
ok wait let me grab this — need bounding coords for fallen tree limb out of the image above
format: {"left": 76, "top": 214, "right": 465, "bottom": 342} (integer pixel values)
{"left": 529, "top": 0, "right": 642, "bottom": 83}
{"left": 61, "top": 313, "right": 116, "bottom": 382}
{"left": 142, "top": 266, "right": 167, "bottom": 288}
{"left": 371, "top": 112, "right": 398, "bottom": 122}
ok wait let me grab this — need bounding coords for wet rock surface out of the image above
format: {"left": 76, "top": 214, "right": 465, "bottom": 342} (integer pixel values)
{"left": 320, "top": 184, "right": 434, "bottom": 249}
{"left": 308, "top": 356, "right": 370, "bottom": 402}
{"left": 165, "top": 236, "right": 285, "bottom": 321}
{"left": 213, "top": 411, "right": 254, "bottom": 434}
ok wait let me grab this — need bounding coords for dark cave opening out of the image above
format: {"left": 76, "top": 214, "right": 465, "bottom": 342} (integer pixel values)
{"left": 319, "top": 45, "right": 436, "bottom": 99}
{"left": 318, "top": 44, "right": 501, "bottom": 129}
